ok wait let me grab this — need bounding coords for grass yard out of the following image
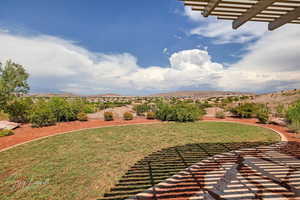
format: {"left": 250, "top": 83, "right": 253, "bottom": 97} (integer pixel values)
{"left": 0, "top": 122, "right": 280, "bottom": 200}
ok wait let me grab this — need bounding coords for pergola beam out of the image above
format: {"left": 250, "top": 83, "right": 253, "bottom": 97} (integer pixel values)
{"left": 202, "top": 0, "right": 222, "bottom": 17}
{"left": 268, "top": 6, "right": 300, "bottom": 30}
{"left": 232, "top": 0, "right": 277, "bottom": 29}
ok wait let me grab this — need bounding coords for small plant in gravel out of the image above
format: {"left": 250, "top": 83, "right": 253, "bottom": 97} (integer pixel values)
{"left": 123, "top": 112, "right": 133, "bottom": 120}
{"left": 0, "top": 129, "right": 14, "bottom": 137}
{"left": 215, "top": 111, "right": 225, "bottom": 119}
{"left": 146, "top": 112, "right": 156, "bottom": 120}
{"left": 104, "top": 112, "right": 114, "bottom": 121}
{"left": 77, "top": 112, "right": 88, "bottom": 121}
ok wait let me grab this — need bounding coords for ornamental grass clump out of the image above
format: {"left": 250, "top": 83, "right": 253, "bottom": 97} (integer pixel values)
{"left": 77, "top": 112, "right": 88, "bottom": 121}
{"left": 146, "top": 112, "right": 155, "bottom": 120}
{"left": 104, "top": 112, "right": 114, "bottom": 121}
{"left": 123, "top": 112, "right": 133, "bottom": 120}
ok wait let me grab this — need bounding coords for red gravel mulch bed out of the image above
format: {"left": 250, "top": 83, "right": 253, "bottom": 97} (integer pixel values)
{"left": 0, "top": 118, "right": 159, "bottom": 151}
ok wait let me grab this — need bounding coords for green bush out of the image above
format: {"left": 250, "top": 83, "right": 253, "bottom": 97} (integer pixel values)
{"left": 215, "top": 111, "right": 225, "bottom": 119}
{"left": 155, "top": 103, "right": 176, "bottom": 121}
{"left": 230, "top": 103, "right": 259, "bottom": 118}
{"left": 0, "top": 129, "right": 14, "bottom": 137}
{"left": 133, "top": 104, "right": 151, "bottom": 116}
{"left": 82, "top": 104, "right": 95, "bottom": 114}
{"left": 104, "top": 112, "right": 114, "bottom": 121}
{"left": 286, "top": 101, "right": 300, "bottom": 123}
{"left": 77, "top": 112, "right": 88, "bottom": 121}
{"left": 256, "top": 105, "right": 269, "bottom": 124}
{"left": 123, "top": 112, "right": 133, "bottom": 120}
{"left": 286, "top": 101, "right": 300, "bottom": 133}
{"left": 275, "top": 104, "right": 286, "bottom": 118}
{"left": 155, "top": 103, "right": 204, "bottom": 122}
{"left": 48, "top": 97, "right": 78, "bottom": 122}
{"left": 30, "top": 100, "right": 57, "bottom": 128}
{"left": 146, "top": 112, "right": 156, "bottom": 120}
{"left": 4, "top": 97, "right": 33, "bottom": 123}
{"left": 231, "top": 103, "right": 269, "bottom": 123}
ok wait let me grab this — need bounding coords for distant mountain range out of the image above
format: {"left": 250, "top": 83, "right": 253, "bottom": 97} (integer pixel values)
{"left": 28, "top": 89, "right": 300, "bottom": 100}
{"left": 28, "top": 91, "right": 253, "bottom": 98}
{"left": 28, "top": 93, "right": 122, "bottom": 97}
{"left": 149, "top": 90, "right": 253, "bottom": 98}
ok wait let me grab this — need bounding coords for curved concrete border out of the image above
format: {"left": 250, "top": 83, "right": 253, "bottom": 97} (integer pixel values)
{"left": 0, "top": 120, "right": 286, "bottom": 153}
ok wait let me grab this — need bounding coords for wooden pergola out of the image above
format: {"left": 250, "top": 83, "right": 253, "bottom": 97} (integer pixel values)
{"left": 181, "top": 0, "right": 300, "bottom": 30}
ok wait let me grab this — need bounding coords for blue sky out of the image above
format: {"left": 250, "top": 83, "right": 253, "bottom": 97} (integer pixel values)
{"left": 0, "top": 0, "right": 299, "bottom": 95}
{"left": 0, "top": 0, "right": 240, "bottom": 66}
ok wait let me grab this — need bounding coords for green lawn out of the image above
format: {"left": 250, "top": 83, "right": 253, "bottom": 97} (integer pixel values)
{"left": 0, "top": 122, "right": 280, "bottom": 200}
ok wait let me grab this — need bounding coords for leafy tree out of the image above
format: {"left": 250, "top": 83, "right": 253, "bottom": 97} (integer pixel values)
{"left": 0, "top": 60, "right": 29, "bottom": 108}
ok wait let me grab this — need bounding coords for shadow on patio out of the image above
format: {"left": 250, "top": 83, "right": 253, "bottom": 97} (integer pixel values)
{"left": 97, "top": 141, "right": 300, "bottom": 200}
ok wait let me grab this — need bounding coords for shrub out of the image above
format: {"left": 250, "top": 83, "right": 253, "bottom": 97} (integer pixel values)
{"left": 104, "top": 112, "right": 114, "bottom": 121}
{"left": 286, "top": 101, "right": 300, "bottom": 133}
{"left": 48, "top": 97, "right": 77, "bottom": 122}
{"left": 4, "top": 97, "right": 33, "bottom": 123}
{"left": 146, "top": 112, "right": 156, "bottom": 120}
{"left": 77, "top": 112, "right": 88, "bottom": 121}
{"left": 82, "top": 104, "right": 95, "bottom": 114}
{"left": 155, "top": 103, "right": 176, "bottom": 121}
{"left": 275, "top": 104, "right": 286, "bottom": 118}
{"left": 286, "top": 101, "right": 300, "bottom": 123}
{"left": 155, "top": 103, "right": 204, "bottom": 122}
{"left": 123, "top": 112, "right": 133, "bottom": 120}
{"left": 215, "top": 111, "right": 225, "bottom": 119}
{"left": 0, "top": 129, "right": 14, "bottom": 137}
{"left": 134, "top": 104, "right": 151, "bottom": 116}
{"left": 257, "top": 111, "right": 269, "bottom": 124}
{"left": 30, "top": 100, "right": 56, "bottom": 128}
{"left": 230, "top": 103, "right": 259, "bottom": 118}
{"left": 256, "top": 105, "right": 269, "bottom": 124}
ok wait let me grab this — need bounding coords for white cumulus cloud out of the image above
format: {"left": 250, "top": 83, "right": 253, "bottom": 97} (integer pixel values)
{"left": 184, "top": 7, "right": 267, "bottom": 44}
{"left": 0, "top": 26, "right": 299, "bottom": 95}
